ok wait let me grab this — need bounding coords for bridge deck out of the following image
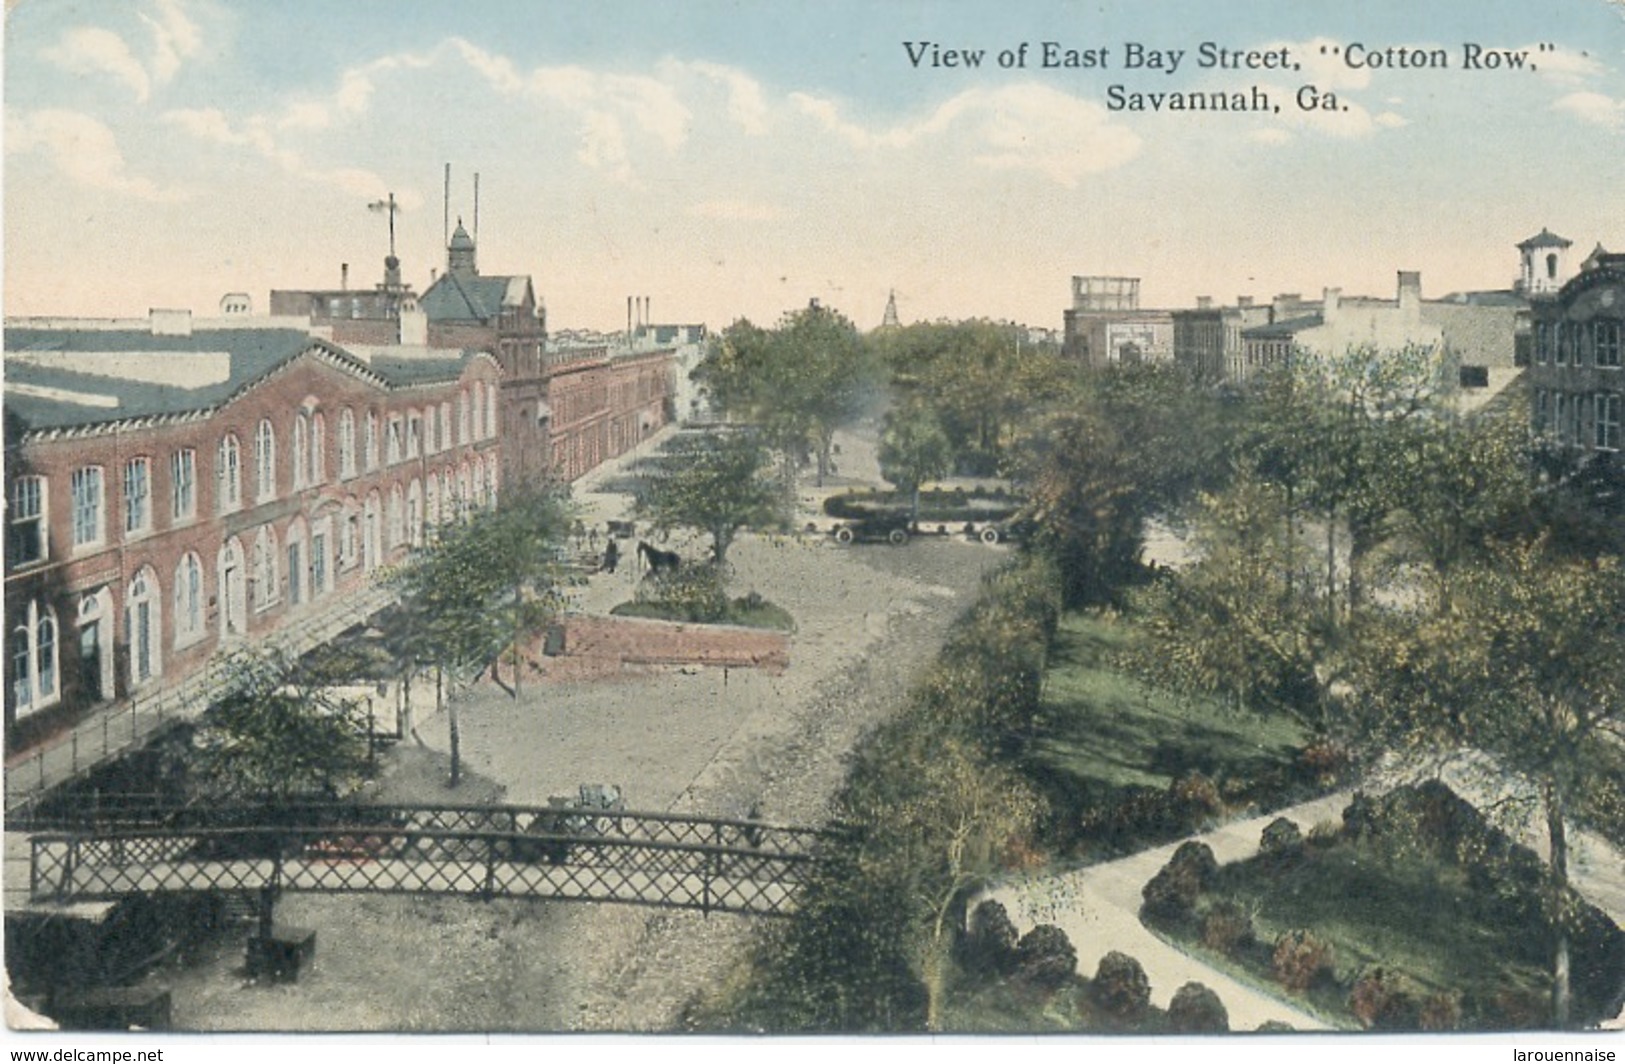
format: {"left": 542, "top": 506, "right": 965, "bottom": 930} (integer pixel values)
{"left": 20, "top": 802, "right": 834, "bottom": 918}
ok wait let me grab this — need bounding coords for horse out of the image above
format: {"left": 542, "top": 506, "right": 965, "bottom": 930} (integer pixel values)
{"left": 638, "top": 540, "right": 681, "bottom": 575}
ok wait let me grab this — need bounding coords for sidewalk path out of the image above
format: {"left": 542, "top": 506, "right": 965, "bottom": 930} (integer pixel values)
{"left": 984, "top": 759, "right": 1625, "bottom": 1033}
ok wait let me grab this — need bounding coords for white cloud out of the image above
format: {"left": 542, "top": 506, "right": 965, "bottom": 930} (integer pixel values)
{"left": 42, "top": 27, "right": 152, "bottom": 102}
{"left": 688, "top": 199, "right": 784, "bottom": 222}
{"left": 140, "top": 0, "right": 201, "bottom": 84}
{"left": 790, "top": 84, "right": 1140, "bottom": 186}
{"left": 1374, "top": 111, "right": 1409, "bottom": 129}
{"left": 161, "top": 108, "right": 393, "bottom": 200}
{"left": 6, "top": 109, "right": 184, "bottom": 201}
{"left": 1248, "top": 127, "right": 1293, "bottom": 145}
{"left": 1528, "top": 44, "right": 1605, "bottom": 86}
{"left": 686, "top": 61, "right": 771, "bottom": 135}
{"left": 1554, "top": 90, "right": 1625, "bottom": 129}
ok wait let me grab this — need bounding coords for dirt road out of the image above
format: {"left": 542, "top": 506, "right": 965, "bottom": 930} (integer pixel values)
{"left": 155, "top": 527, "right": 1003, "bottom": 1031}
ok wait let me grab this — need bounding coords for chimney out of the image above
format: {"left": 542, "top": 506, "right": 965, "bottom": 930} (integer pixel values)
{"left": 628, "top": 296, "right": 634, "bottom": 336}
{"left": 1196, "top": 296, "right": 1213, "bottom": 310}
{"left": 341, "top": 263, "right": 349, "bottom": 291}
{"left": 1323, "top": 287, "right": 1341, "bottom": 323}
{"left": 1237, "top": 295, "right": 1254, "bottom": 308}
{"left": 1398, "top": 270, "right": 1422, "bottom": 315}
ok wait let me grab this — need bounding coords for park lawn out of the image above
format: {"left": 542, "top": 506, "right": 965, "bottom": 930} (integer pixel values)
{"left": 610, "top": 598, "right": 795, "bottom": 631}
{"left": 1154, "top": 832, "right": 1625, "bottom": 1029}
{"left": 1031, "top": 610, "right": 1308, "bottom": 793}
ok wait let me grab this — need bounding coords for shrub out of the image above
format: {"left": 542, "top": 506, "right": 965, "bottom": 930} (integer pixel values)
{"left": 1271, "top": 929, "right": 1336, "bottom": 993}
{"left": 1167, "top": 982, "right": 1230, "bottom": 1032}
{"left": 1306, "top": 819, "right": 1342, "bottom": 849}
{"left": 1013, "top": 924, "right": 1077, "bottom": 989}
{"left": 1255, "top": 1020, "right": 1296, "bottom": 1033}
{"left": 1259, "top": 816, "right": 1303, "bottom": 856}
{"left": 1091, "top": 951, "right": 1151, "bottom": 1019}
{"left": 1298, "top": 740, "right": 1348, "bottom": 784}
{"left": 1489, "top": 985, "right": 1550, "bottom": 1030}
{"left": 1198, "top": 901, "right": 1256, "bottom": 956}
{"left": 637, "top": 563, "right": 728, "bottom": 623}
{"left": 1169, "top": 772, "right": 1223, "bottom": 824}
{"left": 1419, "top": 990, "right": 1463, "bottom": 1032}
{"left": 1349, "top": 967, "right": 1421, "bottom": 1030}
{"left": 1168, "top": 839, "right": 1219, "bottom": 884}
{"left": 962, "top": 900, "right": 1019, "bottom": 978}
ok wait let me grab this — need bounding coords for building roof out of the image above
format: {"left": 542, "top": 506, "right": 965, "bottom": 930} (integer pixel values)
{"left": 1243, "top": 313, "right": 1324, "bottom": 339}
{"left": 1517, "top": 228, "right": 1572, "bottom": 250}
{"left": 419, "top": 271, "right": 531, "bottom": 323}
{"left": 1434, "top": 290, "right": 1529, "bottom": 307}
{"left": 3, "top": 325, "right": 481, "bottom": 435}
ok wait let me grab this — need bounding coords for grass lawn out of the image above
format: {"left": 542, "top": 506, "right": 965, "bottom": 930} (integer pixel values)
{"left": 1151, "top": 829, "right": 1625, "bottom": 1030}
{"left": 610, "top": 597, "right": 795, "bottom": 631}
{"left": 1024, "top": 611, "right": 1316, "bottom": 859}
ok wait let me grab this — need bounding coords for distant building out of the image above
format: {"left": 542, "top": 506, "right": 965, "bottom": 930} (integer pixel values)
{"left": 1062, "top": 276, "right": 1174, "bottom": 367}
{"left": 1515, "top": 228, "right": 1575, "bottom": 298}
{"left": 1528, "top": 250, "right": 1624, "bottom": 458}
{"left": 1171, "top": 296, "right": 1273, "bottom": 383}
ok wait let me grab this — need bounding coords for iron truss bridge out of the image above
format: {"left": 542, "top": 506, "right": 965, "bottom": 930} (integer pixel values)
{"left": 24, "top": 802, "right": 838, "bottom": 918}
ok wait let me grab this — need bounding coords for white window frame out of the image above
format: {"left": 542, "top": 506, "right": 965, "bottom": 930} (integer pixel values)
{"left": 123, "top": 457, "right": 152, "bottom": 537}
{"left": 255, "top": 419, "right": 277, "bottom": 502}
{"left": 71, "top": 466, "right": 105, "bottom": 550}
{"left": 171, "top": 449, "right": 196, "bottom": 522}
{"left": 218, "top": 434, "right": 242, "bottom": 514}
{"left": 174, "top": 552, "right": 205, "bottom": 648}
{"left": 1597, "top": 392, "right": 1621, "bottom": 452}
{"left": 11, "top": 599, "right": 59, "bottom": 717}
{"left": 9, "top": 475, "right": 47, "bottom": 566}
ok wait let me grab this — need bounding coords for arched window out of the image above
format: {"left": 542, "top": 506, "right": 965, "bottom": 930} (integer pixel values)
{"left": 484, "top": 456, "right": 497, "bottom": 508}
{"left": 218, "top": 538, "right": 247, "bottom": 639}
{"left": 173, "top": 553, "right": 205, "bottom": 648}
{"left": 459, "top": 389, "right": 471, "bottom": 445}
{"left": 425, "top": 473, "right": 441, "bottom": 529}
{"left": 363, "top": 492, "right": 381, "bottom": 572}
{"left": 251, "top": 525, "right": 280, "bottom": 612}
{"left": 339, "top": 409, "right": 357, "bottom": 479}
{"left": 311, "top": 412, "right": 326, "bottom": 485}
{"left": 218, "top": 434, "right": 242, "bottom": 513}
{"left": 486, "top": 380, "right": 498, "bottom": 440}
{"left": 11, "top": 600, "right": 59, "bottom": 717}
{"left": 292, "top": 414, "right": 309, "bottom": 490}
{"left": 1547, "top": 253, "right": 1559, "bottom": 281}
{"left": 255, "top": 419, "right": 277, "bottom": 502}
{"left": 365, "top": 411, "right": 380, "bottom": 471}
{"left": 407, "top": 479, "right": 423, "bottom": 548}
{"left": 472, "top": 382, "right": 485, "bottom": 441}
{"left": 286, "top": 518, "right": 308, "bottom": 608}
{"left": 440, "top": 402, "right": 452, "bottom": 452}
{"left": 125, "top": 567, "right": 162, "bottom": 686}
{"left": 387, "top": 484, "right": 404, "bottom": 548}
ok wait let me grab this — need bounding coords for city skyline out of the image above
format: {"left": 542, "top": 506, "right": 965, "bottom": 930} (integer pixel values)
{"left": 5, "top": 0, "right": 1624, "bottom": 332}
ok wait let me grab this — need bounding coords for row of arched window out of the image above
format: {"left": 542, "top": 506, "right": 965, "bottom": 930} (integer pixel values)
{"left": 9, "top": 453, "right": 501, "bottom": 721}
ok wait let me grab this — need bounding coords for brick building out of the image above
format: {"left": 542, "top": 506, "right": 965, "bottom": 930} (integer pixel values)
{"left": 4, "top": 311, "right": 503, "bottom": 749}
{"left": 1529, "top": 250, "right": 1625, "bottom": 457}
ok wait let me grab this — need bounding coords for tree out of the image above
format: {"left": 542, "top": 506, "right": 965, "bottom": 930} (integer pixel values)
{"left": 849, "top": 732, "right": 1042, "bottom": 1030}
{"left": 1128, "top": 473, "right": 1332, "bottom": 731}
{"left": 386, "top": 488, "right": 572, "bottom": 784}
{"left": 637, "top": 430, "right": 784, "bottom": 568}
{"left": 1352, "top": 541, "right": 1625, "bottom": 1027}
{"left": 698, "top": 305, "right": 879, "bottom": 487}
{"left": 190, "top": 645, "right": 372, "bottom": 803}
{"left": 878, "top": 403, "right": 952, "bottom": 525}
{"left": 878, "top": 319, "right": 1075, "bottom": 475}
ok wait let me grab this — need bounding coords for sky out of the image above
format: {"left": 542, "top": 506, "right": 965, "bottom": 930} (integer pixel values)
{"left": 3, "top": 0, "right": 1624, "bottom": 333}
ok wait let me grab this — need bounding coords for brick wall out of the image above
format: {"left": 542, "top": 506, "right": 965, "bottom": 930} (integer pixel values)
{"left": 530, "top": 614, "right": 788, "bottom": 682}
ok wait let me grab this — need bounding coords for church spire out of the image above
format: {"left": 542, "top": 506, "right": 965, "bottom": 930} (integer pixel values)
{"left": 881, "top": 289, "right": 900, "bottom": 329}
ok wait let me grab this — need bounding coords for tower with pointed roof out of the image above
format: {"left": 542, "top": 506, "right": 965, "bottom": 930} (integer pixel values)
{"left": 881, "top": 289, "right": 900, "bottom": 329}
